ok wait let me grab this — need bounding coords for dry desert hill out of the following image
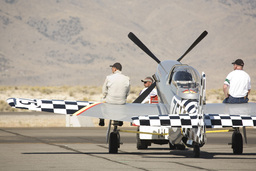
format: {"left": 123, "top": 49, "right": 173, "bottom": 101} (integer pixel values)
{"left": 0, "top": 0, "right": 256, "bottom": 90}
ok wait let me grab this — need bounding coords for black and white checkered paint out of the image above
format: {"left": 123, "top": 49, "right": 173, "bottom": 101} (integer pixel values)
{"left": 7, "top": 98, "right": 92, "bottom": 115}
{"left": 132, "top": 113, "right": 256, "bottom": 128}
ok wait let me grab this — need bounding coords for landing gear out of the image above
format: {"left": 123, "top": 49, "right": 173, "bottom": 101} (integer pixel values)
{"left": 232, "top": 128, "right": 243, "bottom": 154}
{"left": 109, "top": 131, "right": 120, "bottom": 153}
{"left": 108, "top": 121, "right": 121, "bottom": 154}
{"left": 193, "top": 144, "right": 200, "bottom": 158}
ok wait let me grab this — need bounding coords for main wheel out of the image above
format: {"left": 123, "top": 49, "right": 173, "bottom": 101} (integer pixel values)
{"left": 109, "top": 132, "right": 119, "bottom": 153}
{"left": 193, "top": 145, "right": 200, "bottom": 158}
{"left": 232, "top": 132, "right": 243, "bottom": 154}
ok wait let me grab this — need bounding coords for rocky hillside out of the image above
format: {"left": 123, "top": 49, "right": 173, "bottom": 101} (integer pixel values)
{"left": 0, "top": 0, "right": 256, "bottom": 89}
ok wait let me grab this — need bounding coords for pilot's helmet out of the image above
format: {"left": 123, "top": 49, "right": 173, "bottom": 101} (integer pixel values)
{"left": 174, "top": 71, "right": 192, "bottom": 81}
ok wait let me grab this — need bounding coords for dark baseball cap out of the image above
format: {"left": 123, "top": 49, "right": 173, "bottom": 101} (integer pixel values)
{"left": 110, "top": 62, "right": 122, "bottom": 71}
{"left": 232, "top": 59, "right": 244, "bottom": 66}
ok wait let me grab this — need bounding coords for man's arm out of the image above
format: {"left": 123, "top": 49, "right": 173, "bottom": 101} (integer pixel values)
{"left": 102, "top": 78, "right": 108, "bottom": 99}
{"left": 223, "top": 84, "right": 229, "bottom": 98}
{"left": 248, "top": 89, "right": 251, "bottom": 96}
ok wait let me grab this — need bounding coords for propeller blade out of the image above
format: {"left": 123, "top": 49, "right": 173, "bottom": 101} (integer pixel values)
{"left": 177, "top": 30, "right": 208, "bottom": 62}
{"left": 133, "top": 82, "right": 156, "bottom": 103}
{"left": 128, "top": 32, "right": 161, "bottom": 64}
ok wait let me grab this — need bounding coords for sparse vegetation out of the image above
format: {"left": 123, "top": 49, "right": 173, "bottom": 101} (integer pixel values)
{"left": 206, "top": 89, "right": 256, "bottom": 103}
{"left": 1, "top": 86, "right": 255, "bottom": 112}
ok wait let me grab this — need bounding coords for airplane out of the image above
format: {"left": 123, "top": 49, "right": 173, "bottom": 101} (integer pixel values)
{"left": 6, "top": 30, "right": 256, "bottom": 157}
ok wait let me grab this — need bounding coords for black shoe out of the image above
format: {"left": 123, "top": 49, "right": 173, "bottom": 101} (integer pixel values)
{"left": 113, "top": 121, "right": 123, "bottom": 126}
{"left": 99, "top": 119, "right": 105, "bottom": 126}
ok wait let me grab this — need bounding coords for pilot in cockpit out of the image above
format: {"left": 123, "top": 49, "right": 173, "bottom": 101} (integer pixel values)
{"left": 171, "top": 66, "right": 200, "bottom": 95}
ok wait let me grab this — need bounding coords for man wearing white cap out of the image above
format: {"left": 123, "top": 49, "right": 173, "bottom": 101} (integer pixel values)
{"left": 140, "top": 76, "right": 157, "bottom": 104}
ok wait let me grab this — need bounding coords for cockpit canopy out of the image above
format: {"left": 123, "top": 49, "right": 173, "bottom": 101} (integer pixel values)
{"left": 169, "top": 65, "right": 201, "bottom": 99}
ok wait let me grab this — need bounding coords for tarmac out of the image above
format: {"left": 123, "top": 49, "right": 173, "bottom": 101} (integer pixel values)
{"left": 0, "top": 3, "right": 255, "bottom": 170}
{"left": 1, "top": 125, "right": 256, "bottom": 170}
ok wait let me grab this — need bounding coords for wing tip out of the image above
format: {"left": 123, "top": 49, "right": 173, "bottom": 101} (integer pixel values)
{"left": 6, "top": 98, "right": 15, "bottom": 107}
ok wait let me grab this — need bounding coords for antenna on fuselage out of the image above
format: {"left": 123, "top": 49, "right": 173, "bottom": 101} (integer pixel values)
{"left": 177, "top": 30, "right": 208, "bottom": 62}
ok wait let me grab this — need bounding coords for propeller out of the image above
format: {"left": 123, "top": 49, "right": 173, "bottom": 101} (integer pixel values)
{"left": 177, "top": 30, "right": 208, "bottom": 62}
{"left": 133, "top": 82, "right": 156, "bottom": 103}
{"left": 129, "top": 31, "right": 208, "bottom": 103}
{"left": 128, "top": 32, "right": 161, "bottom": 64}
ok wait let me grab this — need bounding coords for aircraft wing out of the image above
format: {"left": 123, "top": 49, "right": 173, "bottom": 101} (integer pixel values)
{"left": 6, "top": 98, "right": 168, "bottom": 122}
{"left": 204, "top": 102, "right": 256, "bottom": 116}
{"left": 131, "top": 102, "right": 256, "bottom": 128}
{"left": 132, "top": 113, "right": 256, "bottom": 128}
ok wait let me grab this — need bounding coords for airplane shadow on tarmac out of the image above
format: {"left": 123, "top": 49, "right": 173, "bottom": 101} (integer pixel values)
{"left": 22, "top": 148, "right": 256, "bottom": 160}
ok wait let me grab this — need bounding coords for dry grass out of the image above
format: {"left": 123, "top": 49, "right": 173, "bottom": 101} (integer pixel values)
{"left": 206, "top": 89, "right": 256, "bottom": 103}
{"left": 1, "top": 86, "right": 255, "bottom": 112}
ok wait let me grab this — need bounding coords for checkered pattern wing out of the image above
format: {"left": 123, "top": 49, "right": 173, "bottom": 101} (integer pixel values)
{"left": 132, "top": 114, "right": 199, "bottom": 128}
{"left": 132, "top": 113, "right": 256, "bottom": 128}
{"left": 204, "top": 114, "right": 256, "bottom": 128}
{"left": 7, "top": 98, "right": 95, "bottom": 115}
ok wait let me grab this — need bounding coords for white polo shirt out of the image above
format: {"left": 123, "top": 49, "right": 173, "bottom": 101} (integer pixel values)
{"left": 224, "top": 70, "right": 251, "bottom": 98}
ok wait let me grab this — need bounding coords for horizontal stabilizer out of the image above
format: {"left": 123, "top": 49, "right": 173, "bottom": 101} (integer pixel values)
{"left": 132, "top": 113, "right": 256, "bottom": 128}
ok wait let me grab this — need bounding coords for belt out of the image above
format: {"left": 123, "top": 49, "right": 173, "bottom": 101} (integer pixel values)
{"left": 230, "top": 95, "right": 247, "bottom": 99}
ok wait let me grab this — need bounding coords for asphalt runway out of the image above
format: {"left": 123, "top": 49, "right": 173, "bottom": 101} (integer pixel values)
{"left": 1, "top": 127, "right": 256, "bottom": 171}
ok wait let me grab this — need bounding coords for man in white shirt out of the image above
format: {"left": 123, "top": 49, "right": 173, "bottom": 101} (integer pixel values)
{"left": 140, "top": 77, "right": 157, "bottom": 104}
{"left": 223, "top": 59, "right": 251, "bottom": 103}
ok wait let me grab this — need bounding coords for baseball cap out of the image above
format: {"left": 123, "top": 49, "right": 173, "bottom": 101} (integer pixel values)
{"left": 232, "top": 59, "right": 244, "bottom": 66}
{"left": 110, "top": 62, "right": 122, "bottom": 71}
{"left": 141, "top": 77, "right": 153, "bottom": 83}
